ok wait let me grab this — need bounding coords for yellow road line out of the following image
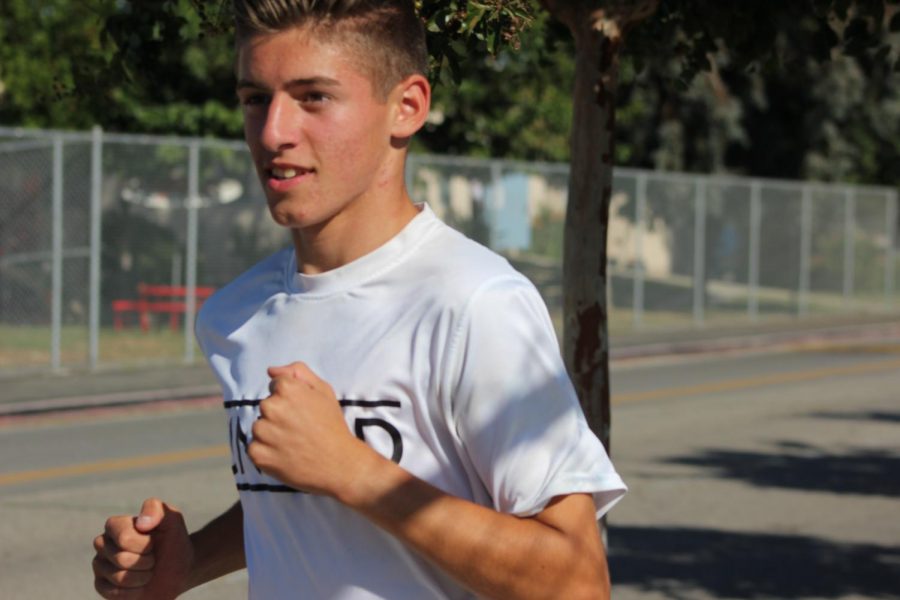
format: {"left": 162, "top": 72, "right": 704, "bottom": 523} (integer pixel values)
{"left": 613, "top": 356, "right": 900, "bottom": 404}
{"left": 4, "top": 357, "right": 899, "bottom": 486}
{"left": 0, "top": 444, "right": 229, "bottom": 487}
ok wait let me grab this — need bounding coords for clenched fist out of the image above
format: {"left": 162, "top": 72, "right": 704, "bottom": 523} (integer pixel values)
{"left": 92, "top": 498, "right": 193, "bottom": 599}
{"left": 248, "top": 362, "right": 376, "bottom": 499}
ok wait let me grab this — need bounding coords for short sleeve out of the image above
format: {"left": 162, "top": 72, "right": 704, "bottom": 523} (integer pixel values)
{"left": 448, "top": 276, "right": 627, "bottom": 518}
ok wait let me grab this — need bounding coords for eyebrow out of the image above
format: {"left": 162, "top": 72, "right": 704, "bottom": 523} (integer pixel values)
{"left": 235, "top": 76, "right": 342, "bottom": 90}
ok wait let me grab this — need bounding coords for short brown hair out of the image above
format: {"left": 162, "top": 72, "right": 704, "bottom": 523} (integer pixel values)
{"left": 233, "top": 0, "right": 427, "bottom": 98}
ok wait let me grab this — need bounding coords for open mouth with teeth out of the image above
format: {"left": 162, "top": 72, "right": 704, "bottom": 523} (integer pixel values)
{"left": 270, "top": 166, "right": 312, "bottom": 180}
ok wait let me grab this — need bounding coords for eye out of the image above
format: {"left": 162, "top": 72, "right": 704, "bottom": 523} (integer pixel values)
{"left": 239, "top": 93, "right": 270, "bottom": 107}
{"left": 300, "top": 91, "right": 329, "bottom": 105}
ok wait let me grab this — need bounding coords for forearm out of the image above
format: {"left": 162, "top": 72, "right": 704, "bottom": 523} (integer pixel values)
{"left": 337, "top": 452, "right": 608, "bottom": 600}
{"left": 251, "top": 364, "right": 609, "bottom": 598}
{"left": 185, "top": 501, "right": 246, "bottom": 592}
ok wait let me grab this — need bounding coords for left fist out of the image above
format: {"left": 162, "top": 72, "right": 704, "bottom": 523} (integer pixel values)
{"left": 248, "top": 362, "right": 370, "bottom": 497}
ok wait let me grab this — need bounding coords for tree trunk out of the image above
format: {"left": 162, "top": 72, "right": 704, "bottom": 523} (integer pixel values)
{"left": 539, "top": 1, "right": 659, "bottom": 454}
{"left": 564, "top": 19, "right": 618, "bottom": 453}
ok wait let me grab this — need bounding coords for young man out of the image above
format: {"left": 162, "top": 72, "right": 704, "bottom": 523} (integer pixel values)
{"left": 91, "top": 1, "right": 626, "bottom": 598}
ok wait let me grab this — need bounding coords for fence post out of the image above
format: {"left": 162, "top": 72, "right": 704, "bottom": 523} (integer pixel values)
{"left": 798, "top": 185, "right": 812, "bottom": 317}
{"left": 51, "top": 135, "right": 64, "bottom": 371}
{"left": 184, "top": 141, "right": 200, "bottom": 364}
{"left": 89, "top": 126, "right": 103, "bottom": 369}
{"left": 490, "top": 159, "right": 504, "bottom": 209}
{"left": 633, "top": 172, "right": 647, "bottom": 329}
{"left": 692, "top": 177, "right": 707, "bottom": 326}
{"left": 748, "top": 180, "right": 761, "bottom": 321}
{"left": 887, "top": 190, "right": 898, "bottom": 310}
{"left": 843, "top": 187, "right": 856, "bottom": 309}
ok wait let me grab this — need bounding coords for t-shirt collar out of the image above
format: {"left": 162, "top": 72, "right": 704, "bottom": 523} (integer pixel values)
{"left": 285, "top": 203, "right": 434, "bottom": 296}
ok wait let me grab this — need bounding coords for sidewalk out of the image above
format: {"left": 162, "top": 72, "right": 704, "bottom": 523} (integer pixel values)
{"left": 610, "top": 313, "right": 900, "bottom": 359}
{"left": 0, "top": 363, "right": 220, "bottom": 416}
{"left": 2, "top": 314, "right": 899, "bottom": 416}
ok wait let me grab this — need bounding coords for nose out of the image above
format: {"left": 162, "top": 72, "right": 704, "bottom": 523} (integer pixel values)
{"left": 259, "top": 93, "right": 299, "bottom": 153}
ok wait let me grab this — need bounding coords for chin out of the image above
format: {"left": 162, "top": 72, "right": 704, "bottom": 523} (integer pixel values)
{"left": 269, "top": 210, "right": 309, "bottom": 229}
{"left": 267, "top": 201, "right": 303, "bottom": 227}
{"left": 267, "top": 204, "right": 328, "bottom": 231}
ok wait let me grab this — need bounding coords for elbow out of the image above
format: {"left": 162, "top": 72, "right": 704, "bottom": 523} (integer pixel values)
{"left": 500, "top": 555, "right": 609, "bottom": 600}
{"left": 564, "top": 556, "right": 610, "bottom": 600}
{"left": 569, "top": 573, "right": 610, "bottom": 600}
{"left": 499, "top": 560, "right": 609, "bottom": 600}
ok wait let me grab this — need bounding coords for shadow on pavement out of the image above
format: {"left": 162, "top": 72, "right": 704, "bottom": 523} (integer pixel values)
{"left": 609, "top": 525, "right": 900, "bottom": 598}
{"left": 808, "top": 410, "right": 900, "bottom": 424}
{"left": 665, "top": 443, "right": 900, "bottom": 497}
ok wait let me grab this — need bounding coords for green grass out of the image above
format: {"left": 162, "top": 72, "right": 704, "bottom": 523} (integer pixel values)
{"left": 0, "top": 325, "right": 200, "bottom": 369}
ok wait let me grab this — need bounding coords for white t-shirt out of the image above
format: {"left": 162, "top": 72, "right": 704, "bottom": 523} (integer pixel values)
{"left": 196, "top": 204, "right": 626, "bottom": 599}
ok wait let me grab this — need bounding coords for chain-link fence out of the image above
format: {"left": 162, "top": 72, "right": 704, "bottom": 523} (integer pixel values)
{"left": 1, "top": 126, "right": 897, "bottom": 375}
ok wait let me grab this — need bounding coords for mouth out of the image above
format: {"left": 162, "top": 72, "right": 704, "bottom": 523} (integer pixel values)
{"left": 267, "top": 166, "right": 314, "bottom": 180}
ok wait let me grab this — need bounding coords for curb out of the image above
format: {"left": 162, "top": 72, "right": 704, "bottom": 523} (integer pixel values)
{"left": 610, "top": 321, "right": 900, "bottom": 361}
{"left": 3, "top": 321, "right": 899, "bottom": 417}
{"left": 0, "top": 385, "right": 221, "bottom": 417}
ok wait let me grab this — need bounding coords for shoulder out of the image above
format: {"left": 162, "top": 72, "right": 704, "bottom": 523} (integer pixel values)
{"left": 196, "top": 247, "right": 291, "bottom": 338}
{"left": 400, "top": 218, "right": 556, "bottom": 370}
{"left": 408, "top": 217, "right": 537, "bottom": 307}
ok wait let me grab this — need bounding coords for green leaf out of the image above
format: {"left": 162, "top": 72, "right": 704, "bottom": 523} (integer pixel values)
{"left": 466, "top": 7, "right": 486, "bottom": 31}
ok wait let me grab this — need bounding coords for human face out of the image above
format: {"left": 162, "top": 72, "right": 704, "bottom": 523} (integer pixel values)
{"left": 236, "top": 27, "right": 399, "bottom": 232}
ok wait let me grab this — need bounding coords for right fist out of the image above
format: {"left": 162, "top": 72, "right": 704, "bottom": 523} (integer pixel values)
{"left": 92, "top": 498, "right": 193, "bottom": 599}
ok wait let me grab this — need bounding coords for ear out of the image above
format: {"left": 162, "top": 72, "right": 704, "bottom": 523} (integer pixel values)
{"left": 389, "top": 74, "right": 431, "bottom": 139}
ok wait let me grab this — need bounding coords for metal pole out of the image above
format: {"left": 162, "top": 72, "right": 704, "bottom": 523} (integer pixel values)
{"left": 886, "top": 191, "right": 897, "bottom": 310}
{"left": 490, "top": 160, "right": 504, "bottom": 210}
{"left": 89, "top": 126, "right": 103, "bottom": 369}
{"left": 798, "top": 185, "right": 812, "bottom": 317}
{"left": 488, "top": 160, "right": 505, "bottom": 248}
{"left": 843, "top": 187, "right": 856, "bottom": 309}
{"left": 171, "top": 252, "right": 183, "bottom": 288}
{"left": 633, "top": 173, "right": 647, "bottom": 329}
{"left": 51, "top": 136, "right": 64, "bottom": 371}
{"left": 748, "top": 180, "right": 761, "bottom": 321}
{"left": 184, "top": 142, "right": 200, "bottom": 364}
{"left": 692, "top": 178, "right": 707, "bottom": 326}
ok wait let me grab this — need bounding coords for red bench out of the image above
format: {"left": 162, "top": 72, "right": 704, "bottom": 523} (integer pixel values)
{"left": 112, "top": 284, "right": 216, "bottom": 332}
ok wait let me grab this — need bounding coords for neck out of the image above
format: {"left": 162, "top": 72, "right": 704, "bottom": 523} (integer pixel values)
{"left": 292, "top": 187, "right": 420, "bottom": 275}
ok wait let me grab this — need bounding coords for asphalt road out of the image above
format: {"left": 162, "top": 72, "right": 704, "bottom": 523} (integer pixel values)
{"left": 1, "top": 341, "right": 898, "bottom": 599}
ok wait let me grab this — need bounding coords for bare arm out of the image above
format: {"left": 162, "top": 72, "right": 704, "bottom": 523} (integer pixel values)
{"left": 250, "top": 363, "right": 609, "bottom": 600}
{"left": 184, "top": 501, "right": 246, "bottom": 592}
{"left": 92, "top": 499, "right": 245, "bottom": 599}
{"left": 339, "top": 452, "right": 609, "bottom": 600}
